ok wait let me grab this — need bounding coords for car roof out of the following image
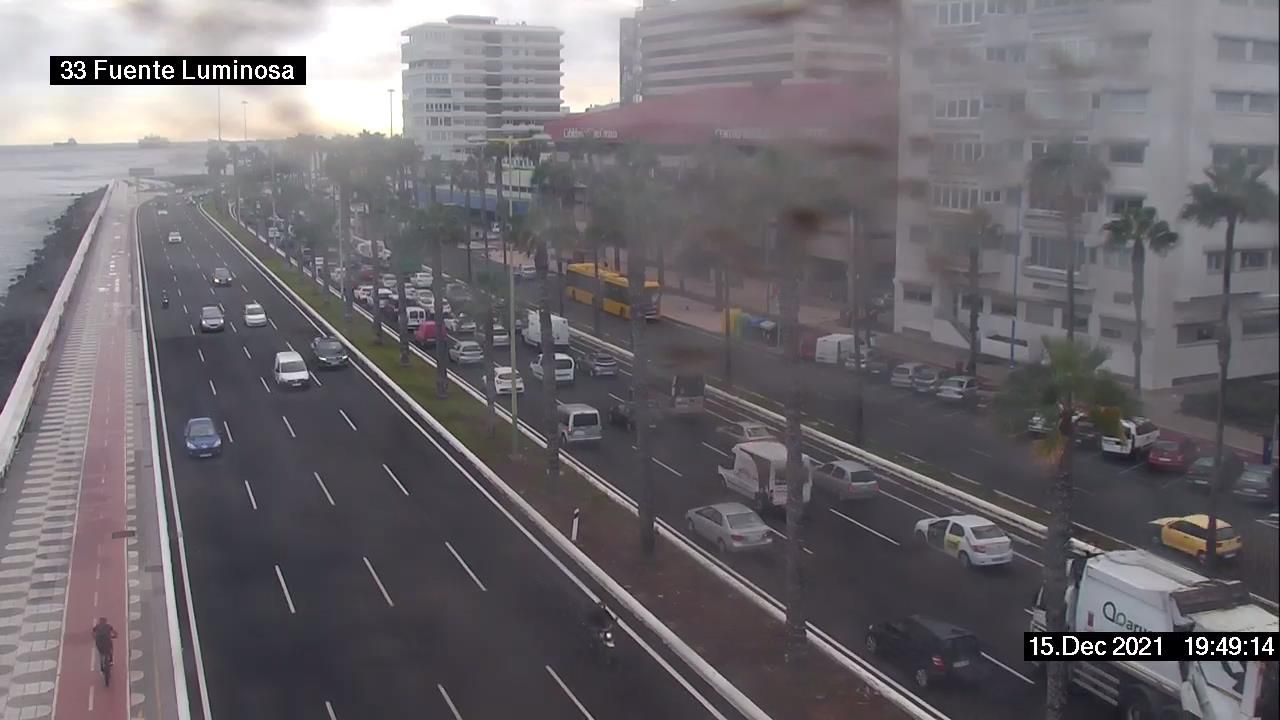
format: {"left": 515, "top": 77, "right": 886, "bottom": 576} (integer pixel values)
{"left": 214, "top": 267, "right": 231, "bottom": 274}
{"left": 734, "top": 420, "right": 769, "bottom": 429}
{"left": 907, "top": 615, "right": 977, "bottom": 640}
{"left": 559, "top": 402, "right": 598, "bottom": 413}
{"left": 1156, "top": 514, "right": 1234, "bottom": 530}
{"left": 938, "top": 514, "right": 995, "bottom": 528}
{"left": 245, "top": 302, "right": 262, "bottom": 310}
{"left": 943, "top": 375, "right": 975, "bottom": 382}
{"left": 275, "top": 350, "right": 304, "bottom": 362}
{"left": 828, "top": 460, "right": 871, "bottom": 472}
{"left": 186, "top": 416, "right": 214, "bottom": 428}
{"left": 705, "top": 501, "right": 755, "bottom": 516}
{"left": 200, "top": 304, "right": 222, "bottom": 312}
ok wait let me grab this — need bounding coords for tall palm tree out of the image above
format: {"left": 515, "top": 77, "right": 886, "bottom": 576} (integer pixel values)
{"left": 1101, "top": 205, "right": 1179, "bottom": 397}
{"left": 427, "top": 203, "right": 466, "bottom": 398}
{"left": 508, "top": 210, "right": 559, "bottom": 479}
{"left": 323, "top": 136, "right": 357, "bottom": 323}
{"left": 935, "top": 208, "right": 1004, "bottom": 375}
{"left": 1026, "top": 139, "right": 1109, "bottom": 720}
{"left": 1180, "top": 156, "right": 1278, "bottom": 569}
{"left": 529, "top": 158, "right": 579, "bottom": 316}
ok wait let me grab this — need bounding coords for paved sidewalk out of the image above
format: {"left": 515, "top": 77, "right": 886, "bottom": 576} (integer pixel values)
{"left": 0, "top": 184, "right": 180, "bottom": 720}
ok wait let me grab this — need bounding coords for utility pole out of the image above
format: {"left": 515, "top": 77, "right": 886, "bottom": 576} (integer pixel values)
{"left": 387, "top": 88, "right": 395, "bottom": 137}
{"left": 216, "top": 86, "right": 222, "bottom": 142}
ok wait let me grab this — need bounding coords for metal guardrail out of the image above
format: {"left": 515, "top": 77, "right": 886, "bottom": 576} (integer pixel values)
{"left": 0, "top": 181, "right": 116, "bottom": 491}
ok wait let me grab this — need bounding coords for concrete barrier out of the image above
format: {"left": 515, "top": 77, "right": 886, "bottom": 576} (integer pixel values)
{"left": 0, "top": 181, "right": 116, "bottom": 490}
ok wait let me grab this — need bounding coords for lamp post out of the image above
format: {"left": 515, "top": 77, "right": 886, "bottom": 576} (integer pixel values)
{"left": 387, "top": 88, "right": 395, "bottom": 137}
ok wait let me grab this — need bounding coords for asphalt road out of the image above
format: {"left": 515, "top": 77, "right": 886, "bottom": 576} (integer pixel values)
{"left": 137, "top": 200, "right": 741, "bottom": 720}
{"left": 443, "top": 247, "right": 1280, "bottom": 605}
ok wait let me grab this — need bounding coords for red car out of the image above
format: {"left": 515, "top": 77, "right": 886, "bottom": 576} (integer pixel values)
{"left": 1146, "top": 439, "right": 1198, "bottom": 473}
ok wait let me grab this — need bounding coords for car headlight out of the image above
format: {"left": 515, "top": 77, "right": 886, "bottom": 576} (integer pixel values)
{"left": 185, "top": 439, "right": 196, "bottom": 449}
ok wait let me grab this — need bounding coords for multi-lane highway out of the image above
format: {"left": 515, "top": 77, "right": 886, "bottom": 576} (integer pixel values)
{"left": 137, "top": 197, "right": 745, "bottom": 720}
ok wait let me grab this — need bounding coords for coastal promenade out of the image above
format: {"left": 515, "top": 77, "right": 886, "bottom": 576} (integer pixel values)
{"left": 0, "top": 183, "right": 185, "bottom": 720}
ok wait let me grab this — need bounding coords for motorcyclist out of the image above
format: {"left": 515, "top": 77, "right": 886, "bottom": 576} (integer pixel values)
{"left": 161, "top": 290, "right": 169, "bottom": 308}
{"left": 585, "top": 600, "right": 612, "bottom": 635}
{"left": 92, "top": 617, "right": 117, "bottom": 666}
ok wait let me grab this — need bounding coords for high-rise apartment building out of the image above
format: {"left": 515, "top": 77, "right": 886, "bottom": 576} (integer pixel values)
{"left": 622, "top": 0, "right": 896, "bottom": 102}
{"left": 894, "top": 0, "right": 1278, "bottom": 389}
{"left": 400, "top": 15, "right": 564, "bottom": 161}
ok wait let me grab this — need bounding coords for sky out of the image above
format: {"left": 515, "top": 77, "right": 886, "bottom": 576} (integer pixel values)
{"left": 0, "top": 0, "right": 638, "bottom": 145}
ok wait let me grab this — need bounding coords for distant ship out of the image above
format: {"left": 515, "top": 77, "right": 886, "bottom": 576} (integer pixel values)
{"left": 53, "top": 138, "right": 78, "bottom": 146}
{"left": 138, "top": 135, "right": 171, "bottom": 148}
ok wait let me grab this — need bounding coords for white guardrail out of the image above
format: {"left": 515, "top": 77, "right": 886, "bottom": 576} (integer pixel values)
{"left": 0, "top": 181, "right": 116, "bottom": 490}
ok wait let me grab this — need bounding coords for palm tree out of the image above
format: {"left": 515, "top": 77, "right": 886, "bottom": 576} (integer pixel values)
{"left": 205, "top": 145, "right": 229, "bottom": 175}
{"left": 529, "top": 158, "right": 579, "bottom": 316}
{"left": 427, "top": 203, "right": 467, "bottom": 397}
{"left": 507, "top": 209, "right": 560, "bottom": 479}
{"left": 933, "top": 208, "right": 1004, "bottom": 375}
{"left": 1179, "top": 156, "right": 1279, "bottom": 569}
{"left": 1026, "top": 139, "right": 1109, "bottom": 720}
{"left": 1101, "top": 205, "right": 1179, "bottom": 397}
{"left": 323, "top": 136, "right": 357, "bottom": 323}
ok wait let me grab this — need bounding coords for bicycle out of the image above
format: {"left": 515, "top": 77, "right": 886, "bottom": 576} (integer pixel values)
{"left": 99, "top": 651, "right": 112, "bottom": 687}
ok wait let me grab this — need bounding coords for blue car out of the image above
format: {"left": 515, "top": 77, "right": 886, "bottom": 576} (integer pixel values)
{"left": 184, "top": 417, "right": 222, "bottom": 458}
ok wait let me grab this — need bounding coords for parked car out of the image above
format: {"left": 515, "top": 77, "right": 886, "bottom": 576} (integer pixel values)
{"left": 198, "top": 305, "right": 224, "bottom": 332}
{"left": 167, "top": 231, "right": 182, "bottom": 244}
{"left": 1185, "top": 451, "right": 1246, "bottom": 490}
{"left": 864, "top": 615, "right": 986, "bottom": 689}
{"left": 844, "top": 347, "right": 888, "bottom": 376}
{"left": 913, "top": 515, "right": 1013, "bottom": 568}
{"left": 310, "top": 336, "right": 348, "bottom": 368}
{"left": 211, "top": 267, "right": 233, "bottom": 286}
{"left": 183, "top": 417, "right": 223, "bottom": 458}
{"left": 684, "top": 502, "right": 773, "bottom": 554}
{"left": 448, "top": 338, "right": 484, "bottom": 365}
{"left": 717, "top": 420, "right": 776, "bottom": 444}
{"left": 1146, "top": 439, "right": 1199, "bottom": 473}
{"left": 935, "top": 375, "right": 979, "bottom": 404}
{"left": 484, "top": 366, "right": 525, "bottom": 395}
{"left": 584, "top": 351, "right": 618, "bottom": 377}
{"left": 515, "top": 263, "right": 537, "bottom": 280}
{"left": 811, "top": 460, "right": 879, "bottom": 501}
{"left": 1149, "top": 514, "right": 1241, "bottom": 563}
{"left": 911, "top": 366, "right": 941, "bottom": 394}
{"left": 1232, "top": 464, "right": 1276, "bottom": 504}
{"left": 272, "top": 350, "right": 310, "bottom": 389}
{"left": 890, "top": 362, "right": 926, "bottom": 390}
{"left": 243, "top": 303, "right": 267, "bottom": 328}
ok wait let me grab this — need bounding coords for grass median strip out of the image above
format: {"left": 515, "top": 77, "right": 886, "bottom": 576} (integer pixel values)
{"left": 208, "top": 205, "right": 914, "bottom": 720}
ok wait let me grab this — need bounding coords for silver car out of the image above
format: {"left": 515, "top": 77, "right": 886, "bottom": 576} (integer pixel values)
{"left": 717, "top": 421, "right": 776, "bottom": 444}
{"left": 685, "top": 502, "right": 773, "bottom": 554}
{"left": 812, "top": 460, "right": 879, "bottom": 500}
{"left": 936, "top": 375, "right": 978, "bottom": 403}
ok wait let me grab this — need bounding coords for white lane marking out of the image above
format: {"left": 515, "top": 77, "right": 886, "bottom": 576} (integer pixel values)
{"left": 243, "top": 346, "right": 252, "bottom": 359}
{"left": 994, "top": 489, "right": 1032, "bottom": 506}
{"left": 286, "top": 341, "right": 294, "bottom": 352}
{"left": 951, "top": 472, "right": 978, "bottom": 486}
{"left": 363, "top": 556, "right": 395, "bottom": 607}
{"left": 208, "top": 379, "right": 217, "bottom": 396}
{"left": 970, "top": 448, "right": 993, "bottom": 458}
{"left": 982, "top": 651, "right": 1036, "bottom": 685}
{"left": 545, "top": 665, "right": 595, "bottom": 720}
{"left": 437, "top": 685, "right": 464, "bottom": 720}
{"left": 229, "top": 321, "right": 237, "bottom": 333}
{"left": 244, "top": 481, "right": 258, "bottom": 510}
{"left": 269, "top": 318, "right": 278, "bottom": 330}
{"left": 902, "top": 453, "right": 927, "bottom": 465}
{"left": 182, "top": 303, "right": 189, "bottom": 314}
{"left": 189, "top": 324, "right": 195, "bottom": 336}
{"left": 313, "top": 472, "right": 336, "bottom": 506}
{"left": 221, "top": 421, "right": 234, "bottom": 444}
{"left": 1014, "top": 551, "right": 1043, "bottom": 567}
{"left": 175, "top": 286, "right": 181, "bottom": 297}
{"left": 608, "top": 392, "right": 627, "bottom": 403}
{"left": 445, "top": 542, "right": 488, "bottom": 592}
{"left": 653, "top": 457, "right": 683, "bottom": 477}
{"left": 325, "top": 700, "right": 338, "bottom": 720}
{"left": 382, "top": 463, "right": 409, "bottom": 496}
{"left": 197, "top": 349, "right": 205, "bottom": 363}
{"left": 829, "top": 508, "right": 901, "bottom": 545}
{"left": 274, "top": 565, "right": 296, "bottom": 614}
{"left": 260, "top": 377, "right": 272, "bottom": 394}
{"left": 339, "top": 409, "right": 358, "bottom": 431}
{"left": 701, "top": 442, "right": 730, "bottom": 458}
{"left": 310, "top": 372, "right": 323, "bottom": 387}
{"left": 282, "top": 415, "right": 296, "bottom": 438}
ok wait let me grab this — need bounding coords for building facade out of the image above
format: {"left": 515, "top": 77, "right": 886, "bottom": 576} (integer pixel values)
{"left": 400, "top": 15, "right": 564, "bottom": 162}
{"left": 622, "top": 0, "right": 896, "bottom": 102}
{"left": 894, "top": 0, "right": 1279, "bottom": 389}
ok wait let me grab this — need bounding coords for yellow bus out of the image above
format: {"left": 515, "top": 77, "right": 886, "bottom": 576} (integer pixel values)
{"left": 564, "top": 263, "right": 661, "bottom": 320}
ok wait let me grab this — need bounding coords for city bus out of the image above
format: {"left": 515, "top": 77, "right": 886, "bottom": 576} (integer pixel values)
{"left": 563, "top": 262, "right": 661, "bottom": 320}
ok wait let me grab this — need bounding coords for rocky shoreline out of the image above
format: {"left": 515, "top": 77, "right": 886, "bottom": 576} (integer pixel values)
{"left": 0, "top": 186, "right": 107, "bottom": 404}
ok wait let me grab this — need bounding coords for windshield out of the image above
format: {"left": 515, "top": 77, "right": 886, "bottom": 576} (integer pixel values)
{"left": 200, "top": 307, "right": 221, "bottom": 318}
{"left": 280, "top": 361, "right": 306, "bottom": 373}
{"left": 188, "top": 420, "right": 215, "bottom": 436}
{"left": 315, "top": 340, "right": 341, "bottom": 353}
{"left": 970, "top": 525, "right": 1006, "bottom": 541}
{"left": 246, "top": 305, "right": 262, "bottom": 314}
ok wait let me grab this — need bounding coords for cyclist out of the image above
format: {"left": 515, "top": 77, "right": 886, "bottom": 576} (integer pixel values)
{"left": 92, "top": 617, "right": 117, "bottom": 667}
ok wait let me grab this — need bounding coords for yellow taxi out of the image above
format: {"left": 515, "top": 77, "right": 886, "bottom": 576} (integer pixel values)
{"left": 1148, "top": 514, "right": 1242, "bottom": 563}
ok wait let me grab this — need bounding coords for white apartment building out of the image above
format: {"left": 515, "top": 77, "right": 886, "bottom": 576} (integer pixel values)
{"left": 400, "top": 15, "right": 564, "bottom": 162}
{"left": 894, "top": 0, "right": 1279, "bottom": 389}
{"left": 624, "top": 0, "right": 896, "bottom": 102}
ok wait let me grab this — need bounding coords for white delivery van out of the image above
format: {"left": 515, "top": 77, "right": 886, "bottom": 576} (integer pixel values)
{"left": 1100, "top": 417, "right": 1160, "bottom": 459}
{"left": 1030, "top": 550, "right": 1278, "bottom": 720}
{"left": 717, "top": 441, "right": 813, "bottom": 513}
{"left": 404, "top": 306, "right": 427, "bottom": 331}
{"left": 522, "top": 309, "right": 570, "bottom": 350}
{"left": 814, "top": 334, "right": 856, "bottom": 365}
{"left": 557, "top": 403, "right": 603, "bottom": 445}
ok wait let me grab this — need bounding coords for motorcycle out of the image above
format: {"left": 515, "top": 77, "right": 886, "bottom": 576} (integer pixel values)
{"left": 591, "top": 626, "right": 618, "bottom": 669}
{"left": 161, "top": 293, "right": 169, "bottom": 309}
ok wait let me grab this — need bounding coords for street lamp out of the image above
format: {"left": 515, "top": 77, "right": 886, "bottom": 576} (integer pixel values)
{"left": 387, "top": 88, "right": 395, "bottom": 137}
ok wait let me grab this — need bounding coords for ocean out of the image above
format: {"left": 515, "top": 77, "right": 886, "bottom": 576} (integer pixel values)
{"left": 0, "top": 142, "right": 208, "bottom": 294}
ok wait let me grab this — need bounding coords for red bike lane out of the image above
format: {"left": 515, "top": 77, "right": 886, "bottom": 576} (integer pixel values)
{"left": 52, "top": 240, "right": 130, "bottom": 719}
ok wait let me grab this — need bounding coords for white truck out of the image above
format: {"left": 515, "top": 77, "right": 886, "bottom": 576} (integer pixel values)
{"left": 1030, "top": 549, "right": 1278, "bottom": 720}
{"left": 717, "top": 441, "right": 813, "bottom": 513}
{"left": 522, "top": 309, "right": 570, "bottom": 350}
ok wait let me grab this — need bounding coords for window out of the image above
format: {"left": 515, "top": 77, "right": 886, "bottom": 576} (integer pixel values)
{"left": 982, "top": 189, "right": 1004, "bottom": 203}
{"left": 1060, "top": 306, "right": 1091, "bottom": 331}
{"left": 903, "top": 285, "right": 934, "bottom": 304}
{"left": 1025, "top": 302, "right": 1054, "bottom": 325}
{"left": 1103, "top": 90, "right": 1149, "bottom": 112}
{"left": 1211, "top": 144, "right": 1277, "bottom": 168}
{"left": 1109, "top": 142, "right": 1146, "bottom": 164}
{"left": 986, "top": 44, "right": 1028, "bottom": 62}
{"left": 1029, "top": 90, "right": 1091, "bottom": 119}
{"left": 933, "top": 135, "right": 985, "bottom": 163}
{"left": 959, "top": 293, "right": 982, "bottom": 312}
{"left": 1241, "top": 313, "right": 1279, "bottom": 337}
{"left": 934, "top": 96, "right": 982, "bottom": 119}
{"left": 1029, "top": 235, "right": 1087, "bottom": 270}
{"left": 991, "top": 298, "right": 1017, "bottom": 316}
{"left": 1218, "top": 37, "right": 1279, "bottom": 64}
{"left": 1108, "top": 194, "right": 1146, "bottom": 215}
{"left": 1218, "top": 38, "right": 1249, "bottom": 61}
{"left": 1216, "top": 91, "right": 1279, "bottom": 113}
{"left": 1177, "top": 322, "right": 1218, "bottom": 345}
{"left": 1206, "top": 251, "right": 1228, "bottom": 272}
{"left": 1240, "top": 250, "right": 1269, "bottom": 269}
{"left": 932, "top": 183, "right": 981, "bottom": 210}
{"left": 1099, "top": 317, "right": 1131, "bottom": 340}
{"left": 938, "top": 1, "right": 982, "bottom": 26}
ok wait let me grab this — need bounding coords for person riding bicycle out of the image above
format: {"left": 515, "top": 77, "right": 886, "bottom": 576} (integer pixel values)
{"left": 92, "top": 617, "right": 117, "bottom": 666}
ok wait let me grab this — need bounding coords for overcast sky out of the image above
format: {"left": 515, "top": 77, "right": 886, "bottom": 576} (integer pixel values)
{"left": 0, "top": 0, "right": 637, "bottom": 145}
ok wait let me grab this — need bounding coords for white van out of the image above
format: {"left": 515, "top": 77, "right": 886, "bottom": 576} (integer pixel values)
{"left": 716, "top": 440, "right": 813, "bottom": 512}
{"left": 531, "top": 353, "right": 575, "bottom": 384}
{"left": 890, "top": 361, "right": 925, "bottom": 389}
{"left": 405, "top": 306, "right": 427, "bottom": 331}
{"left": 273, "top": 350, "right": 310, "bottom": 389}
{"left": 522, "top": 309, "right": 570, "bottom": 349}
{"left": 1100, "top": 417, "right": 1160, "bottom": 459}
{"left": 814, "top": 334, "right": 856, "bottom": 365}
{"left": 558, "top": 403, "right": 602, "bottom": 445}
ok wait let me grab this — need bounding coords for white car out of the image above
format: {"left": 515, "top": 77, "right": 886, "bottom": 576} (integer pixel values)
{"left": 479, "top": 323, "right": 510, "bottom": 347}
{"left": 243, "top": 303, "right": 267, "bottom": 328}
{"left": 448, "top": 339, "right": 483, "bottom": 365}
{"left": 272, "top": 350, "right": 310, "bottom": 389}
{"left": 412, "top": 271, "right": 432, "bottom": 289}
{"left": 485, "top": 366, "right": 525, "bottom": 395}
{"left": 353, "top": 285, "right": 373, "bottom": 303}
{"left": 515, "top": 263, "right": 537, "bottom": 280}
{"left": 444, "top": 314, "right": 476, "bottom": 334}
{"left": 717, "top": 421, "right": 776, "bottom": 444}
{"left": 167, "top": 231, "right": 182, "bottom": 244}
{"left": 913, "top": 514, "right": 1012, "bottom": 568}
{"left": 380, "top": 273, "right": 398, "bottom": 289}
{"left": 530, "top": 353, "right": 575, "bottom": 384}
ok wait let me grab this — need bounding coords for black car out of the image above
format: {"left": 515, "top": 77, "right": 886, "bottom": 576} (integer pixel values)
{"left": 607, "top": 400, "right": 658, "bottom": 432}
{"left": 865, "top": 615, "right": 986, "bottom": 689}
{"left": 211, "top": 267, "right": 234, "bottom": 286}
{"left": 310, "top": 336, "right": 349, "bottom": 368}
